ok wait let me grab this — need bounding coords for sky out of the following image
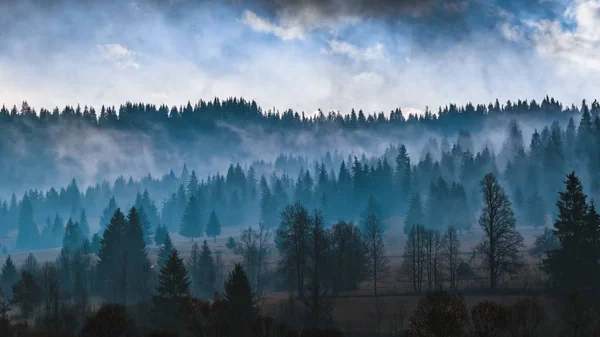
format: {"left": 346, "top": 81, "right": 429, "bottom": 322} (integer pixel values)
{"left": 1, "top": 0, "right": 599, "bottom": 115}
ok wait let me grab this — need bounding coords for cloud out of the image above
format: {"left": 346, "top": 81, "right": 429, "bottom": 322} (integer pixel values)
{"left": 242, "top": 10, "right": 307, "bottom": 40}
{"left": 528, "top": 0, "right": 600, "bottom": 71}
{"left": 328, "top": 40, "right": 386, "bottom": 61}
{"left": 97, "top": 44, "right": 140, "bottom": 70}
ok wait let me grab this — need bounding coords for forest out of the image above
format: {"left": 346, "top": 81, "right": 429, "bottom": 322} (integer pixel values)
{"left": 0, "top": 96, "right": 599, "bottom": 336}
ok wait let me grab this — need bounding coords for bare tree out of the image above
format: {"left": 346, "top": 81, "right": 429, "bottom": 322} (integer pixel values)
{"left": 187, "top": 242, "right": 201, "bottom": 296}
{"left": 474, "top": 173, "right": 524, "bottom": 289}
{"left": 409, "top": 291, "right": 469, "bottom": 337}
{"left": 304, "top": 211, "right": 333, "bottom": 329}
{"left": 235, "top": 224, "right": 272, "bottom": 294}
{"left": 400, "top": 224, "right": 425, "bottom": 293}
{"left": 425, "top": 229, "right": 443, "bottom": 291}
{"left": 330, "top": 221, "right": 367, "bottom": 295}
{"left": 276, "top": 203, "right": 310, "bottom": 299}
{"left": 40, "top": 262, "right": 60, "bottom": 334}
{"left": 442, "top": 227, "right": 461, "bottom": 289}
{"left": 364, "top": 214, "right": 389, "bottom": 297}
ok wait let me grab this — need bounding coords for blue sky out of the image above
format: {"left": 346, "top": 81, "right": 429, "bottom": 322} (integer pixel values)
{"left": 0, "top": 0, "right": 599, "bottom": 115}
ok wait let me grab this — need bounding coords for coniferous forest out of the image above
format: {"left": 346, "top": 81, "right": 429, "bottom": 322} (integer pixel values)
{"left": 2, "top": 96, "right": 600, "bottom": 336}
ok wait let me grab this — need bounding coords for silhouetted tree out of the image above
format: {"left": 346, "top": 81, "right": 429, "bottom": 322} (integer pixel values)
{"left": 180, "top": 195, "right": 203, "bottom": 239}
{"left": 16, "top": 194, "right": 38, "bottom": 251}
{"left": 63, "top": 218, "right": 84, "bottom": 253}
{"left": 11, "top": 271, "right": 41, "bottom": 318}
{"left": 474, "top": 173, "right": 524, "bottom": 289}
{"left": 409, "top": 291, "right": 469, "bottom": 337}
{"left": 224, "top": 263, "right": 257, "bottom": 335}
{"left": 364, "top": 214, "right": 389, "bottom": 297}
{"left": 157, "top": 233, "right": 175, "bottom": 270}
{"left": 152, "top": 249, "right": 191, "bottom": 334}
{"left": 226, "top": 236, "right": 237, "bottom": 250}
{"left": 206, "top": 210, "right": 222, "bottom": 241}
{"left": 1, "top": 255, "right": 18, "bottom": 299}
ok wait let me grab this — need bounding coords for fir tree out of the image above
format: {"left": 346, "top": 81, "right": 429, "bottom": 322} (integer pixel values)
{"left": 154, "top": 224, "right": 168, "bottom": 246}
{"left": 90, "top": 233, "right": 101, "bottom": 254}
{"left": 63, "top": 218, "right": 84, "bottom": 253}
{"left": 544, "top": 172, "right": 600, "bottom": 290}
{"left": 206, "top": 210, "right": 222, "bottom": 241}
{"left": 360, "top": 195, "right": 384, "bottom": 233}
{"left": 224, "top": 263, "right": 257, "bottom": 334}
{"left": 405, "top": 193, "right": 424, "bottom": 234}
{"left": 179, "top": 195, "right": 203, "bottom": 239}
{"left": 157, "top": 233, "right": 175, "bottom": 270}
{"left": 198, "top": 240, "right": 216, "bottom": 299}
{"left": 1, "top": 256, "right": 18, "bottom": 299}
{"left": 96, "top": 209, "right": 127, "bottom": 302}
{"left": 16, "top": 195, "right": 38, "bottom": 251}
{"left": 50, "top": 214, "right": 65, "bottom": 247}
{"left": 226, "top": 236, "right": 237, "bottom": 250}
{"left": 99, "top": 197, "right": 118, "bottom": 229}
{"left": 79, "top": 209, "right": 90, "bottom": 239}
{"left": 152, "top": 249, "right": 191, "bottom": 333}
{"left": 125, "top": 207, "right": 153, "bottom": 303}
{"left": 11, "top": 271, "right": 41, "bottom": 318}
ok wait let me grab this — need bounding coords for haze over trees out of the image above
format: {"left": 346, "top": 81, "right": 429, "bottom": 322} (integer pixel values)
{"left": 1, "top": 96, "right": 600, "bottom": 336}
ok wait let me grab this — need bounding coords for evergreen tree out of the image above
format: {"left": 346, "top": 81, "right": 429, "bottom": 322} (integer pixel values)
{"left": 63, "top": 218, "right": 84, "bottom": 253}
{"left": 16, "top": 195, "right": 38, "bottom": 251}
{"left": 99, "top": 196, "right": 118, "bottom": 229}
{"left": 224, "top": 263, "right": 257, "bottom": 334}
{"left": 90, "top": 233, "right": 101, "bottom": 254}
{"left": 152, "top": 249, "right": 191, "bottom": 334}
{"left": 206, "top": 210, "right": 222, "bottom": 241}
{"left": 124, "top": 207, "right": 153, "bottom": 303}
{"left": 226, "top": 236, "right": 237, "bottom": 250}
{"left": 526, "top": 189, "right": 546, "bottom": 228}
{"left": 79, "top": 209, "right": 90, "bottom": 239}
{"left": 157, "top": 233, "right": 175, "bottom": 270}
{"left": 198, "top": 240, "right": 216, "bottom": 299}
{"left": 21, "top": 253, "right": 39, "bottom": 279}
{"left": 1, "top": 256, "right": 18, "bottom": 299}
{"left": 405, "top": 193, "right": 424, "bottom": 234}
{"left": 50, "top": 214, "right": 65, "bottom": 247}
{"left": 154, "top": 224, "right": 168, "bottom": 246}
{"left": 179, "top": 195, "right": 203, "bottom": 239}
{"left": 360, "top": 195, "right": 384, "bottom": 233}
{"left": 544, "top": 172, "right": 600, "bottom": 290}
{"left": 11, "top": 271, "right": 41, "bottom": 318}
{"left": 96, "top": 209, "right": 127, "bottom": 302}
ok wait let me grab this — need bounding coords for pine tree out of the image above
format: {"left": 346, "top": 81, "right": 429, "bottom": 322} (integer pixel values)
{"left": 79, "top": 209, "right": 90, "bottom": 239}
{"left": 96, "top": 209, "right": 127, "bottom": 302}
{"left": 224, "top": 263, "right": 257, "bottom": 334}
{"left": 99, "top": 197, "right": 118, "bottom": 229}
{"left": 90, "top": 233, "right": 101, "bottom": 254}
{"left": 198, "top": 240, "right": 216, "bottom": 299}
{"left": 206, "top": 210, "right": 222, "bottom": 241}
{"left": 157, "top": 233, "right": 175, "bottom": 270}
{"left": 16, "top": 195, "right": 39, "bottom": 251}
{"left": 226, "top": 236, "right": 237, "bottom": 250}
{"left": 63, "top": 218, "right": 84, "bottom": 253}
{"left": 50, "top": 214, "right": 64, "bottom": 247}
{"left": 11, "top": 271, "right": 41, "bottom": 318}
{"left": 125, "top": 207, "right": 153, "bottom": 303}
{"left": 152, "top": 249, "right": 191, "bottom": 333}
{"left": 179, "top": 195, "right": 203, "bottom": 239}
{"left": 154, "top": 224, "right": 168, "bottom": 246}
{"left": 360, "top": 195, "right": 384, "bottom": 233}
{"left": 405, "top": 193, "right": 424, "bottom": 234}
{"left": 544, "top": 172, "right": 600, "bottom": 290}
{"left": 1, "top": 256, "right": 18, "bottom": 299}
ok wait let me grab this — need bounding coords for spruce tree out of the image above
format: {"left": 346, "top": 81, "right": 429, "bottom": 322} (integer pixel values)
{"left": 224, "top": 263, "right": 257, "bottom": 333}
{"left": 99, "top": 197, "right": 118, "bottom": 229}
{"left": 16, "top": 195, "right": 39, "bottom": 251}
{"left": 152, "top": 249, "right": 191, "bottom": 333}
{"left": 96, "top": 209, "right": 127, "bottom": 302}
{"left": 50, "top": 214, "right": 65, "bottom": 247}
{"left": 206, "top": 210, "right": 222, "bottom": 241}
{"left": 198, "top": 240, "right": 216, "bottom": 299}
{"left": 1, "top": 256, "right": 18, "bottom": 299}
{"left": 226, "top": 236, "right": 237, "bottom": 250}
{"left": 125, "top": 207, "right": 153, "bottom": 303}
{"left": 405, "top": 193, "right": 424, "bottom": 234}
{"left": 63, "top": 218, "right": 84, "bottom": 253}
{"left": 79, "top": 209, "right": 90, "bottom": 239}
{"left": 11, "top": 271, "right": 41, "bottom": 318}
{"left": 157, "top": 233, "right": 175, "bottom": 270}
{"left": 90, "top": 233, "right": 101, "bottom": 254}
{"left": 545, "top": 172, "right": 599, "bottom": 290}
{"left": 154, "top": 224, "right": 168, "bottom": 246}
{"left": 360, "top": 195, "right": 384, "bottom": 233}
{"left": 179, "top": 195, "right": 203, "bottom": 239}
